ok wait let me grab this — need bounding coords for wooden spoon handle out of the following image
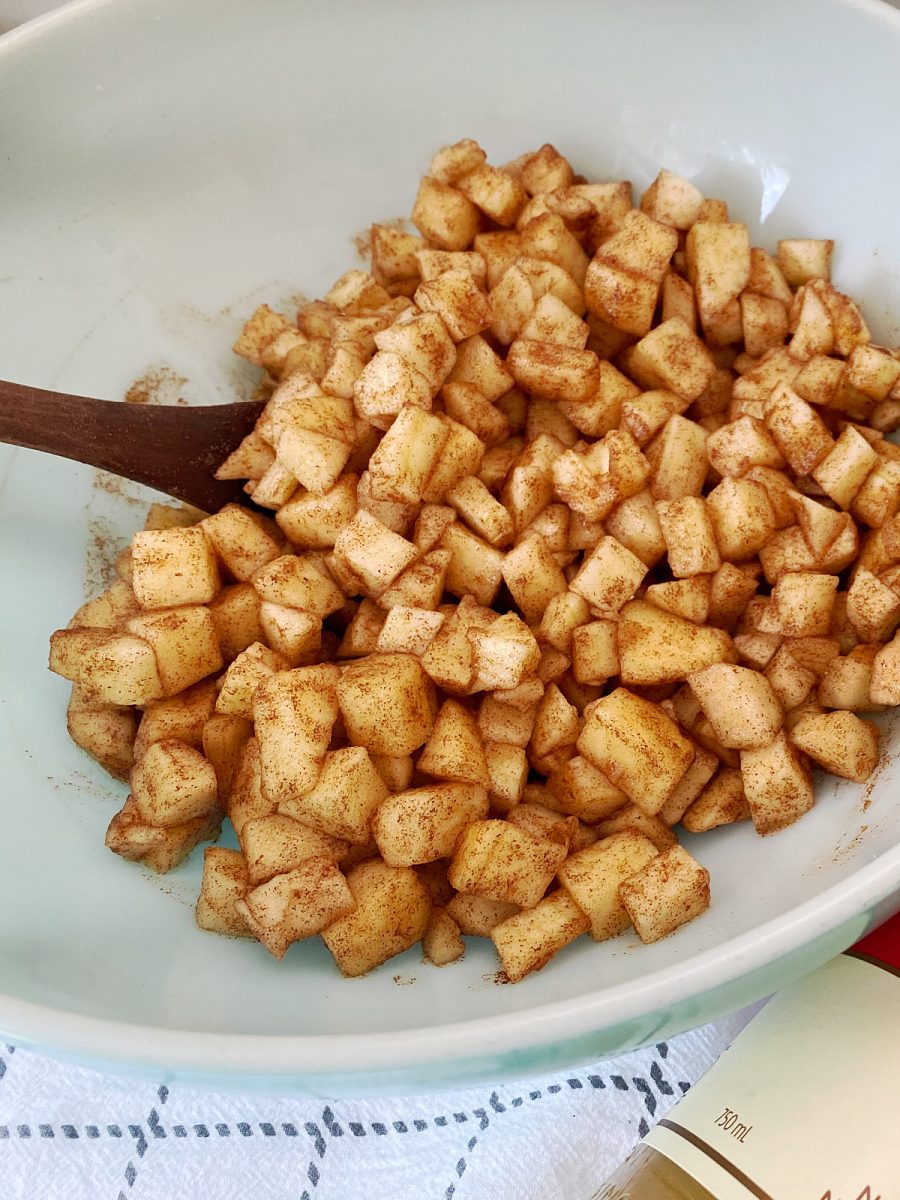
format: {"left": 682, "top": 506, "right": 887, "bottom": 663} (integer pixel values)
{"left": 0, "top": 379, "right": 266, "bottom": 511}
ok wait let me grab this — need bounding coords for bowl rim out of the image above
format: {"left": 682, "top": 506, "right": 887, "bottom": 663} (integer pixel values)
{"left": 4, "top": 0, "right": 900, "bottom": 50}
{"left": 2, "top": 0, "right": 900, "bottom": 1080}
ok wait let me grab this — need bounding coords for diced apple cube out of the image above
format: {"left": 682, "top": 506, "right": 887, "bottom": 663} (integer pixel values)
{"left": 619, "top": 845, "right": 710, "bottom": 943}
{"left": 577, "top": 688, "right": 696, "bottom": 814}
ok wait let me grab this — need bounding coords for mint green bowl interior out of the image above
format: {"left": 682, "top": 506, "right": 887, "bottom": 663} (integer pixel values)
{"left": 1, "top": 0, "right": 899, "bottom": 1094}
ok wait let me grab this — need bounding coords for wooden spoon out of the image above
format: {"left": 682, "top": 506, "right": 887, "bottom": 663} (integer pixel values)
{"left": 0, "top": 379, "right": 267, "bottom": 512}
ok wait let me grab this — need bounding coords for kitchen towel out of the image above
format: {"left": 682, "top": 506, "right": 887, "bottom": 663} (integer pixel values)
{"left": 0, "top": 1005, "right": 756, "bottom": 1200}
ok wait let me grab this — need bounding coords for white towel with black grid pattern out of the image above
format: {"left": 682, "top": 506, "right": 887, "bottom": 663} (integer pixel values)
{"left": 0, "top": 1005, "right": 755, "bottom": 1199}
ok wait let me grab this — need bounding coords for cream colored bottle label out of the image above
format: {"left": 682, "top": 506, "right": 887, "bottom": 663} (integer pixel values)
{"left": 644, "top": 955, "right": 900, "bottom": 1199}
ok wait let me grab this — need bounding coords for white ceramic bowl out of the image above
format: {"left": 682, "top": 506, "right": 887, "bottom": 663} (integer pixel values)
{"left": 2, "top": 0, "right": 900, "bottom": 1095}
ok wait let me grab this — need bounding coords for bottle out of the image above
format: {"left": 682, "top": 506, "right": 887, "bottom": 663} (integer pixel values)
{"left": 590, "top": 910, "right": 900, "bottom": 1200}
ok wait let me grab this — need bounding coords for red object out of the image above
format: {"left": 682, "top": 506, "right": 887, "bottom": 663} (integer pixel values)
{"left": 850, "top": 909, "right": 900, "bottom": 971}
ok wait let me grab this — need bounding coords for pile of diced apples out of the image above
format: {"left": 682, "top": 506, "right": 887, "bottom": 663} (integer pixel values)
{"left": 49, "top": 138, "right": 900, "bottom": 983}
